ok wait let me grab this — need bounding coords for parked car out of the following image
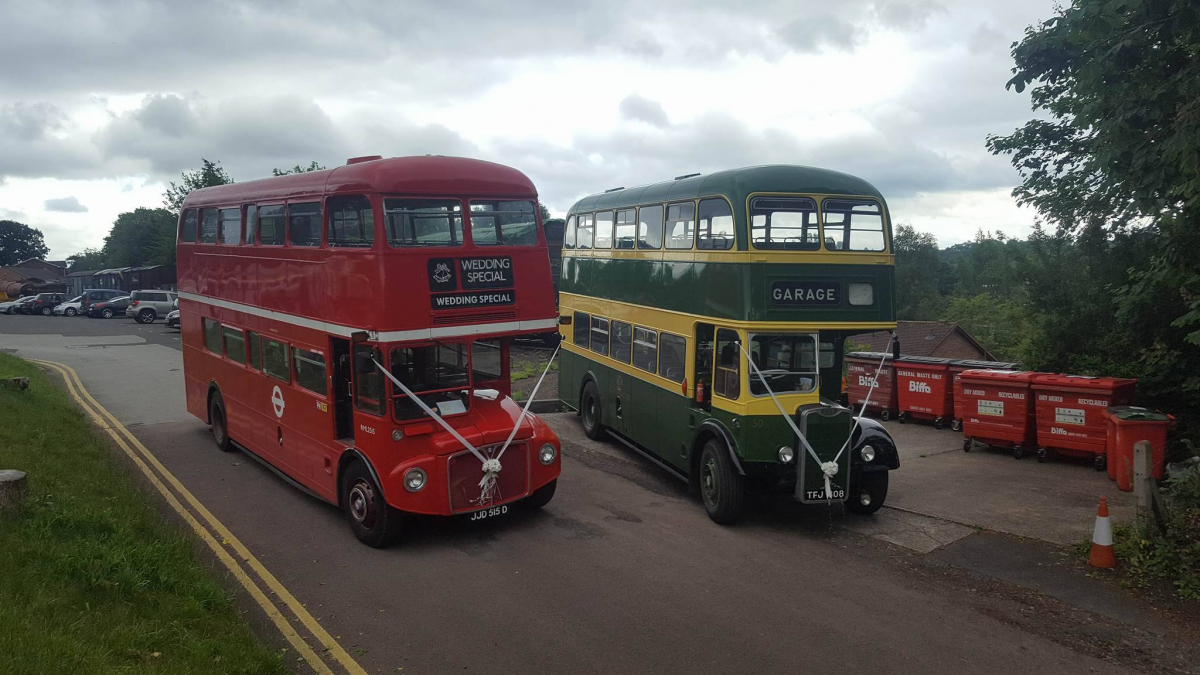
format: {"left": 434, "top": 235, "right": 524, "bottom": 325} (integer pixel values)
{"left": 88, "top": 296, "right": 131, "bottom": 319}
{"left": 125, "top": 290, "right": 178, "bottom": 324}
{"left": 79, "top": 288, "right": 125, "bottom": 311}
{"left": 1, "top": 296, "right": 36, "bottom": 314}
{"left": 165, "top": 297, "right": 180, "bottom": 328}
{"left": 53, "top": 296, "right": 84, "bottom": 317}
{"left": 24, "top": 293, "right": 67, "bottom": 316}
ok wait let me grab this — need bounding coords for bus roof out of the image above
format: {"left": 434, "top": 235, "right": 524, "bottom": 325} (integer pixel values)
{"left": 567, "top": 164, "right": 884, "bottom": 214}
{"left": 183, "top": 155, "right": 537, "bottom": 209}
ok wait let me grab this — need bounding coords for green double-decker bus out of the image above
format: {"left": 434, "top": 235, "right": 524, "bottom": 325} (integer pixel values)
{"left": 556, "top": 165, "right": 901, "bottom": 523}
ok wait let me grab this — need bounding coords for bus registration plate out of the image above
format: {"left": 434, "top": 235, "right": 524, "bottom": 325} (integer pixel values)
{"left": 469, "top": 505, "right": 509, "bottom": 521}
{"left": 804, "top": 488, "right": 846, "bottom": 501}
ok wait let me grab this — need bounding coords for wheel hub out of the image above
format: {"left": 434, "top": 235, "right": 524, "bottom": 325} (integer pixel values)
{"left": 349, "top": 481, "right": 376, "bottom": 526}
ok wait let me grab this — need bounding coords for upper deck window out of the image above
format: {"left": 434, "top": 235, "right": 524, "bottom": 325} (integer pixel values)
{"left": 180, "top": 209, "right": 198, "bottom": 243}
{"left": 384, "top": 198, "right": 463, "bottom": 247}
{"left": 822, "top": 199, "right": 886, "bottom": 252}
{"left": 563, "top": 215, "right": 576, "bottom": 250}
{"left": 219, "top": 208, "right": 241, "bottom": 245}
{"left": 638, "top": 205, "right": 663, "bottom": 249}
{"left": 593, "top": 211, "right": 614, "bottom": 249}
{"left": 328, "top": 195, "right": 374, "bottom": 248}
{"left": 614, "top": 209, "right": 636, "bottom": 249}
{"left": 390, "top": 342, "right": 470, "bottom": 421}
{"left": 664, "top": 202, "right": 695, "bottom": 250}
{"left": 697, "top": 199, "right": 734, "bottom": 251}
{"left": 258, "top": 205, "right": 286, "bottom": 245}
{"left": 750, "top": 197, "right": 819, "bottom": 250}
{"left": 576, "top": 213, "right": 594, "bottom": 250}
{"left": 469, "top": 200, "right": 538, "bottom": 246}
{"left": 200, "top": 209, "right": 219, "bottom": 244}
{"left": 288, "top": 202, "right": 322, "bottom": 247}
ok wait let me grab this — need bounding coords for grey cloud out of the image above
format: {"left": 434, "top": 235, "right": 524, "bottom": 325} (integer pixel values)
{"left": 0, "top": 102, "right": 67, "bottom": 139}
{"left": 874, "top": 0, "right": 946, "bottom": 29}
{"left": 43, "top": 196, "right": 88, "bottom": 213}
{"left": 619, "top": 94, "right": 669, "bottom": 128}
{"left": 777, "top": 15, "right": 861, "bottom": 52}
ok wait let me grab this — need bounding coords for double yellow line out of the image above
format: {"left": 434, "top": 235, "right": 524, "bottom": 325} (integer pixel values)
{"left": 32, "top": 359, "right": 368, "bottom": 675}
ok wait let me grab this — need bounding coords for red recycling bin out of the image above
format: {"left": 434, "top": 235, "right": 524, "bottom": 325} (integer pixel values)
{"left": 950, "top": 359, "right": 1019, "bottom": 432}
{"left": 1106, "top": 407, "right": 1173, "bottom": 491}
{"left": 895, "top": 356, "right": 953, "bottom": 429}
{"left": 958, "top": 369, "right": 1039, "bottom": 458}
{"left": 1032, "top": 374, "right": 1136, "bottom": 469}
{"left": 845, "top": 352, "right": 897, "bottom": 420}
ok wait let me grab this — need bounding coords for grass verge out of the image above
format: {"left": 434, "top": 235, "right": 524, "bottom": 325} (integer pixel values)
{"left": 0, "top": 354, "right": 287, "bottom": 674}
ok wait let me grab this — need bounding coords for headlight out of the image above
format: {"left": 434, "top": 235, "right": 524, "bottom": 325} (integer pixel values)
{"left": 848, "top": 282, "right": 874, "bottom": 306}
{"left": 403, "top": 467, "right": 427, "bottom": 492}
{"left": 860, "top": 444, "right": 876, "bottom": 463}
{"left": 539, "top": 443, "right": 557, "bottom": 465}
{"left": 778, "top": 445, "right": 795, "bottom": 464}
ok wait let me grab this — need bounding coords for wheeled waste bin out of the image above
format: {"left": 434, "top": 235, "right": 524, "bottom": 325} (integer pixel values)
{"left": 949, "top": 359, "right": 1019, "bottom": 432}
{"left": 895, "top": 356, "right": 954, "bottom": 429}
{"left": 1106, "top": 407, "right": 1173, "bottom": 492}
{"left": 845, "top": 352, "right": 897, "bottom": 420}
{"left": 1032, "top": 375, "right": 1136, "bottom": 470}
{"left": 957, "top": 369, "right": 1039, "bottom": 458}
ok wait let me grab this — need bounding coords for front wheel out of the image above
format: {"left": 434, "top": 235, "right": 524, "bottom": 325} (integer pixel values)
{"left": 138, "top": 309, "right": 155, "bottom": 324}
{"left": 209, "top": 392, "right": 233, "bottom": 452}
{"left": 342, "top": 461, "right": 402, "bottom": 547}
{"left": 847, "top": 471, "right": 889, "bottom": 515}
{"left": 699, "top": 439, "right": 744, "bottom": 524}
{"left": 41, "top": 307, "right": 52, "bottom": 316}
{"left": 101, "top": 308, "right": 114, "bottom": 319}
{"left": 580, "top": 381, "right": 604, "bottom": 440}
{"left": 525, "top": 479, "right": 557, "bottom": 509}
{"left": 65, "top": 307, "right": 76, "bottom": 317}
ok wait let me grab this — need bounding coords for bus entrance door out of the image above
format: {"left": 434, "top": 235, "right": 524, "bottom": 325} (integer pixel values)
{"left": 332, "top": 338, "right": 354, "bottom": 443}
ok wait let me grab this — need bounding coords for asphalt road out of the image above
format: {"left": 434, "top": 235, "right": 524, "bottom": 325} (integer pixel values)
{"left": 0, "top": 313, "right": 1144, "bottom": 675}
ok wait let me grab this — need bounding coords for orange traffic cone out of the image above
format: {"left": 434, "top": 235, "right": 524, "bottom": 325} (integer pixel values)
{"left": 1088, "top": 498, "right": 1116, "bottom": 569}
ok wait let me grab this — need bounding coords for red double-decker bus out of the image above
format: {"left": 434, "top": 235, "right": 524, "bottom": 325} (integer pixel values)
{"left": 176, "top": 155, "right": 562, "bottom": 546}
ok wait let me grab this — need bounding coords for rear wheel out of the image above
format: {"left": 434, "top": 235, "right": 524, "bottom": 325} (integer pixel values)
{"left": 525, "top": 479, "right": 557, "bottom": 509}
{"left": 847, "top": 471, "right": 889, "bottom": 515}
{"left": 699, "top": 438, "right": 744, "bottom": 524}
{"left": 342, "top": 461, "right": 402, "bottom": 547}
{"left": 138, "top": 308, "right": 155, "bottom": 324}
{"left": 580, "top": 381, "right": 604, "bottom": 440}
{"left": 64, "top": 307, "right": 76, "bottom": 317}
{"left": 41, "top": 306, "right": 52, "bottom": 316}
{"left": 208, "top": 391, "right": 233, "bottom": 452}
{"left": 101, "top": 308, "right": 114, "bottom": 319}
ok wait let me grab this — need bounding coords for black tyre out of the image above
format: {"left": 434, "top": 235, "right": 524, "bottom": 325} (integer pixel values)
{"left": 41, "top": 306, "right": 52, "bottom": 316}
{"left": 898, "top": 412, "right": 908, "bottom": 424}
{"left": 341, "top": 461, "right": 402, "bottom": 547}
{"left": 951, "top": 419, "right": 962, "bottom": 432}
{"left": 880, "top": 409, "right": 891, "bottom": 422}
{"left": 934, "top": 417, "right": 945, "bottom": 430}
{"left": 525, "top": 479, "right": 557, "bottom": 509}
{"left": 65, "top": 307, "right": 76, "bottom": 317}
{"left": 1094, "top": 454, "right": 1106, "bottom": 472}
{"left": 208, "top": 391, "right": 234, "bottom": 452}
{"left": 847, "top": 470, "right": 889, "bottom": 515}
{"left": 699, "top": 438, "right": 744, "bottom": 524}
{"left": 580, "top": 380, "right": 604, "bottom": 440}
{"left": 101, "top": 308, "right": 114, "bottom": 319}
{"left": 138, "top": 308, "right": 155, "bottom": 324}
{"left": 1013, "top": 445, "right": 1026, "bottom": 460}
{"left": 963, "top": 438, "right": 972, "bottom": 452}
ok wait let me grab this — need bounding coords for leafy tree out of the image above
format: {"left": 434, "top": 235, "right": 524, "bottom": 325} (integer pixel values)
{"left": 539, "top": 202, "right": 552, "bottom": 222}
{"left": 941, "top": 293, "right": 1033, "bottom": 363}
{"left": 65, "top": 247, "right": 107, "bottom": 271}
{"left": 272, "top": 161, "right": 325, "bottom": 176}
{"left": 893, "top": 224, "right": 944, "bottom": 320}
{"left": 163, "top": 159, "right": 234, "bottom": 214}
{"left": 988, "top": 0, "right": 1200, "bottom": 445}
{"left": 102, "top": 208, "right": 178, "bottom": 267}
{"left": 0, "top": 220, "right": 50, "bottom": 266}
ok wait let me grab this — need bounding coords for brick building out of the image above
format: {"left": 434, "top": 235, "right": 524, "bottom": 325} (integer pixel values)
{"left": 852, "top": 321, "right": 996, "bottom": 361}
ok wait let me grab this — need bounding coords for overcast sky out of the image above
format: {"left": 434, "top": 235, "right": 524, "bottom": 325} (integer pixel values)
{"left": 0, "top": 0, "right": 1054, "bottom": 260}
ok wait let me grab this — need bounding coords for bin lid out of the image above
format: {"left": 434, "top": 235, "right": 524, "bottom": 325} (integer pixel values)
{"left": 1032, "top": 373, "right": 1137, "bottom": 391}
{"left": 896, "top": 355, "right": 952, "bottom": 365}
{"left": 958, "top": 369, "right": 1039, "bottom": 383}
{"left": 846, "top": 351, "right": 893, "bottom": 362}
{"left": 1107, "top": 406, "right": 1171, "bottom": 422}
{"left": 950, "top": 359, "right": 1020, "bottom": 370}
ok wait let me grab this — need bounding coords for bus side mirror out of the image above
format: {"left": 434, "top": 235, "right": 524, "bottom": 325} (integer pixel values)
{"left": 558, "top": 315, "right": 572, "bottom": 325}
{"left": 351, "top": 330, "right": 369, "bottom": 344}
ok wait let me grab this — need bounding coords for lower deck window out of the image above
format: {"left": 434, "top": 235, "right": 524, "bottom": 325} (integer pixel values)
{"left": 633, "top": 327, "right": 657, "bottom": 373}
{"left": 714, "top": 328, "right": 740, "bottom": 398}
{"left": 611, "top": 321, "right": 632, "bottom": 363}
{"left": 263, "top": 339, "right": 290, "bottom": 382}
{"left": 748, "top": 333, "right": 818, "bottom": 395}
{"left": 293, "top": 348, "right": 327, "bottom": 395}
{"left": 590, "top": 316, "right": 609, "bottom": 356}
{"left": 659, "top": 333, "right": 687, "bottom": 383}
{"left": 390, "top": 342, "right": 470, "bottom": 421}
{"left": 202, "top": 318, "right": 222, "bottom": 354}
{"left": 573, "top": 312, "right": 590, "bottom": 347}
{"left": 223, "top": 327, "right": 246, "bottom": 364}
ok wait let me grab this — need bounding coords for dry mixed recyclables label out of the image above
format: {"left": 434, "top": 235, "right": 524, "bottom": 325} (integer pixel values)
{"left": 977, "top": 400, "right": 1004, "bottom": 416}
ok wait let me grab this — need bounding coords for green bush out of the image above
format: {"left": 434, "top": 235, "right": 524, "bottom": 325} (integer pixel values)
{"left": 1113, "top": 466, "right": 1200, "bottom": 600}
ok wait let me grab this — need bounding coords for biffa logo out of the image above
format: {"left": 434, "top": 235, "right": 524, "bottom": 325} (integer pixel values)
{"left": 909, "top": 381, "right": 931, "bottom": 394}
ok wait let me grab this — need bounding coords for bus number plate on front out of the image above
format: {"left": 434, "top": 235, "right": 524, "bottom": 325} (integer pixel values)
{"left": 805, "top": 488, "right": 845, "bottom": 501}
{"left": 469, "top": 505, "right": 508, "bottom": 521}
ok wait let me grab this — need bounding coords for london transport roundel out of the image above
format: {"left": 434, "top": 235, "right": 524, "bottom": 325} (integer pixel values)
{"left": 271, "top": 385, "right": 286, "bottom": 418}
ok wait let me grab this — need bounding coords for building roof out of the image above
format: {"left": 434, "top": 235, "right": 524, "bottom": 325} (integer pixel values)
{"left": 66, "top": 269, "right": 98, "bottom": 278}
{"left": 853, "top": 321, "right": 996, "bottom": 361}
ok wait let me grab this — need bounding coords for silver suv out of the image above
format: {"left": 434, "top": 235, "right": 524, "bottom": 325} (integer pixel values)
{"left": 126, "top": 290, "right": 178, "bottom": 324}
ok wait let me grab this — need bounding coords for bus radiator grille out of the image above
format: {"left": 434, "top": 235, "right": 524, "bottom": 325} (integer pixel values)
{"left": 447, "top": 443, "right": 530, "bottom": 512}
